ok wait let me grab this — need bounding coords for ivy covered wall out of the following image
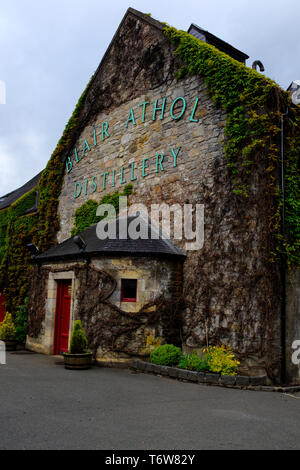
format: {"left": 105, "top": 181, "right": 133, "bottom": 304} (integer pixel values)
{"left": 70, "top": 184, "right": 133, "bottom": 236}
{"left": 0, "top": 8, "right": 298, "bottom": 384}
{"left": 0, "top": 190, "right": 39, "bottom": 311}
{"left": 163, "top": 25, "right": 300, "bottom": 266}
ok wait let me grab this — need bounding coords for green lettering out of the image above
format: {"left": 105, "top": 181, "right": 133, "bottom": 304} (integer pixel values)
{"left": 190, "top": 98, "right": 199, "bottom": 122}
{"left": 66, "top": 157, "right": 73, "bottom": 173}
{"left": 130, "top": 162, "right": 137, "bottom": 181}
{"left": 153, "top": 98, "right": 166, "bottom": 121}
{"left": 93, "top": 126, "right": 97, "bottom": 146}
{"left": 142, "top": 158, "right": 150, "bottom": 178}
{"left": 74, "top": 182, "right": 82, "bottom": 199}
{"left": 92, "top": 176, "right": 97, "bottom": 193}
{"left": 171, "top": 146, "right": 181, "bottom": 167}
{"left": 170, "top": 97, "right": 186, "bottom": 120}
{"left": 125, "top": 108, "right": 136, "bottom": 128}
{"left": 120, "top": 167, "right": 126, "bottom": 184}
{"left": 102, "top": 172, "right": 109, "bottom": 190}
{"left": 156, "top": 153, "right": 164, "bottom": 172}
{"left": 82, "top": 139, "right": 91, "bottom": 158}
{"left": 102, "top": 122, "right": 110, "bottom": 140}
{"left": 139, "top": 101, "right": 150, "bottom": 123}
{"left": 74, "top": 147, "right": 80, "bottom": 163}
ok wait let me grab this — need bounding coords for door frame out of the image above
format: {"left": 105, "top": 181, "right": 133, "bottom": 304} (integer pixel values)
{"left": 47, "top": 271, "right": 76, "bottom": 355}
{"left": 25, "top": 270, "right": 77, "bottom": 355}
{"left": 53, "top": 279, "right": 72, "bottom": 355}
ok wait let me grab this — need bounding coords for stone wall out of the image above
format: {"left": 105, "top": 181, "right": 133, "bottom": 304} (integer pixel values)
{"left": 26, "top": 256, "right": 182, "bottom": 363}
{"left": 89, "top": 256, "right": 182, "bottom": 362}
{"left": 286, "top": 267, "right": 300, "bottom": 384}
{"left": 57, "top": 74, "right": 225, "bottom": 242}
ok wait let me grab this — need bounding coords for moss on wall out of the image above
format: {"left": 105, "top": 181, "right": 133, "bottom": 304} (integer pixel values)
{"left": 70, "top": 184, "right": 133, "bottom": 236}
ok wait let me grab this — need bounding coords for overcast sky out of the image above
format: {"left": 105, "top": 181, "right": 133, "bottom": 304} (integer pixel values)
{"left": 0, "top": 0, "right": 299, "bottom": 196}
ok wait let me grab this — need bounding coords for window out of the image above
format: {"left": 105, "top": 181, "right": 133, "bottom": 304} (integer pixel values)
{"left": 121, "top": 279, "right": 137, "bottom": 303}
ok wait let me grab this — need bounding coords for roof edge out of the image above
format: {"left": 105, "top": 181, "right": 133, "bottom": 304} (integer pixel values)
{"left": 33, "top": 250, "right": 186, "bottom": 264}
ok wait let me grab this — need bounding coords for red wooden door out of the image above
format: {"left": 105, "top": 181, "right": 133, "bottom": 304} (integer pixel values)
{"left": 54, "top": 280, "right": 72, "bottom": 355}
{"left": 0, "top": 292, "right": 6, "bottom": 323}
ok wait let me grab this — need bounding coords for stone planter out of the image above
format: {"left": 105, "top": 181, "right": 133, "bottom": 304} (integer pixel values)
{"left": 2, "top": 339, "right": 18, "bottom": 351}
{"left": 63, "top": 352, "right": 93, "bottom": 370}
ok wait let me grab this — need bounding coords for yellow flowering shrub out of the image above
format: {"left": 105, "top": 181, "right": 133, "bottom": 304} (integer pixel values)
{"left": 203, "top": 345, "right": 240, "bottom": 376}
{"left": 0, "top": 313, "right": 16, "bottom": 341}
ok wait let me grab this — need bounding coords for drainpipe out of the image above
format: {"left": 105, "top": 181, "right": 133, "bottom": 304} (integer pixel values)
{"left": 280, "top": 107, "right": 288, "bottom": 385}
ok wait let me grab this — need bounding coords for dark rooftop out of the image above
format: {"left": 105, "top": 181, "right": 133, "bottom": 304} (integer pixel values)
{"left": 188, "top": 24, "right": 249, "bottom": 64}
{"left": 34, "top": 215, "right": 185, "bottom": 263}
{"left": 0, "top": 171, "right": 42, "bottom": 211}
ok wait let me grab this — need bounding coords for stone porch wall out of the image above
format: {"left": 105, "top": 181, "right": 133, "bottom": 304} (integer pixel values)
{"left": 26, "top": 256, "right": 180, "bottom": 362}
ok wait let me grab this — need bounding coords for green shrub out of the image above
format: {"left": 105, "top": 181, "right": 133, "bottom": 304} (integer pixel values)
{"left": 0, "top": 313, "right": 16, "bottom": 341}
{"left": 69, "top": 320, "right": 88, "bottom": 354}
{"left": 15, "top": 299, "right": 27, "bottom": 343}
{"left": 150, "top": 344, "right": 182, "bottom": 366}
{"left": 71, "top": 184, "right": 133, "bottom": 236}
{"left": 178, "top": 352, "right": 209, "bottom": 372}
{"left": 71, "top": 200, "right": 100, "bottom": 236}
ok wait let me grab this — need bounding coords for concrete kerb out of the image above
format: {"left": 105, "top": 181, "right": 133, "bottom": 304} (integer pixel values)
{"left": 129, "top": 360, "right": 300, "bottom": 393}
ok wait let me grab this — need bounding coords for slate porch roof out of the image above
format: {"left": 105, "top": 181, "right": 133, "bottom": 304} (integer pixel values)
{"left": 34, "top": 215, "right": 185, "bottom": 263}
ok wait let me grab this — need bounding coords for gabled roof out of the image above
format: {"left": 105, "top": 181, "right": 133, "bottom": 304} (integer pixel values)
{"left": 0, "top": 171, "right": 42, "bottom": 211}
{"left": 34, "top": 215, "right": 185, "bottom": 263}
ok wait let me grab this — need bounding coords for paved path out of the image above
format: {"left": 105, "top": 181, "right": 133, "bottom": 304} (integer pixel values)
{"left": 0, "top": 352, "right": 299, "bottom": 450}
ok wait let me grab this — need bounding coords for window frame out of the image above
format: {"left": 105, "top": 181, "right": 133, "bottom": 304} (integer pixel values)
{"left": 121, "top": 279, "right": 137, "bottom": 303}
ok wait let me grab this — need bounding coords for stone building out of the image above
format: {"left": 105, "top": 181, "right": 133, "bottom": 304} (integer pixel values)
{"left": 27, "top": 216, "right": 185, "bottom": 362}
{"left": 0, "top": 8, "right": 299, "bottom": 384}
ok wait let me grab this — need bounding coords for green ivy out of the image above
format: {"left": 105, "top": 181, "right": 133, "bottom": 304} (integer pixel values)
{"left": 164, "top": 25, "right": 300, "bottom": 265}
{"left": 71, "top": 184, "right": 133, "bottom": 236}
{"left": 0, "top": 210, "right": 10, "bottom": 260}
{"left": 0, "top": 189, "right": 40, "bottom": 311}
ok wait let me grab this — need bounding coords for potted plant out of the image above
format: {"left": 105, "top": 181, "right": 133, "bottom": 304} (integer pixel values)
{"left": 63, "top": 320, "right": 92, "bottom": 370}
{"left": 0, "top": 313, "right": 18, "bottom": 351}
